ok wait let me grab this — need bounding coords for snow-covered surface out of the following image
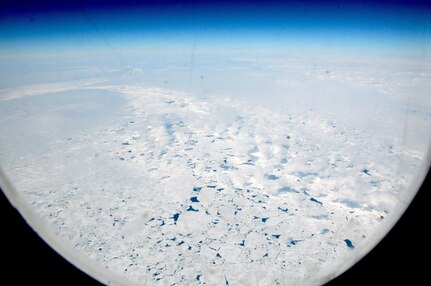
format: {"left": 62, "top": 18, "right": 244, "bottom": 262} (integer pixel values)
{"left": 0, "top": 56, "right": 430, "bottom": 285}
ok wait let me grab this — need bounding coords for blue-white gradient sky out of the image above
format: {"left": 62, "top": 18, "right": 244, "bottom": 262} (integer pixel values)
{"left": 0, "top": 0, "right": 430, "bottom": 59}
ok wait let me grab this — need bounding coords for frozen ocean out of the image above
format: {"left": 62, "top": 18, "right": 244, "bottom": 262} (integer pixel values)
{"left": 1, "top": 1, "right": 430, "bottom": 285}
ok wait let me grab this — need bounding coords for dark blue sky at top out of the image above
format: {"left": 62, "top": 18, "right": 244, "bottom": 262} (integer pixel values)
{"left": 0, "top": 0, "right": 430, "bottom": 56}
{"left": 1, "top": 0, "right": 430, "bottom": 14}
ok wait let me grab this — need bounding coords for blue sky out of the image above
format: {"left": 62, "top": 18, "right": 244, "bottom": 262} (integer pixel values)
{"left": 0, "top": 0, "right": 430, "bottom": 58}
